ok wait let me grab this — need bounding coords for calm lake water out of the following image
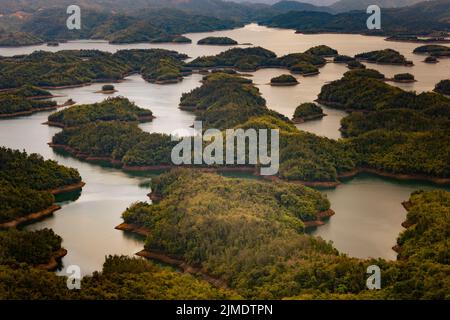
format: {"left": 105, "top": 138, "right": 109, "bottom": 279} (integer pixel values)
{"left": 0, "top": 24, "right": 448, "bottom": 273}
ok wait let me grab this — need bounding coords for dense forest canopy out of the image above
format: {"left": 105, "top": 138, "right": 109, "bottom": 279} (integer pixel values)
{"left": 0, "top": 147, "right": 82, "bottom": 223}
{"left": 48, "top": 97, "right": 154, "bottom": 127}
{"left": 0, "top": 49, "right": 189, "bottom": 89}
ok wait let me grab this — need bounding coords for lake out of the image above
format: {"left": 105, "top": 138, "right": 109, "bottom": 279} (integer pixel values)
{"left": 0, "top": 24, "right": 448, "bottom": 274}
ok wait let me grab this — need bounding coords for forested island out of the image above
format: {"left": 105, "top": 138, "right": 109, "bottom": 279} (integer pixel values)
{"left": 46, "top": 97, "right": 154, "bottom": 128}
{"left": 197, "top": 37, "right": 238, "bottom": 46}
{"left": 413, "top": 45, "right": 450, "bottom": 57}
{"left": 187, "top": 46, "right": 326, "bottom": 74}
{"left": 0, "top": 49, "right": 190, "bottom": 89}
{"left": 115, "top": 170, "right": 450, "bottom": 299}
{"left": 270, "top": 74, "right": 298, "bottom": 86}
{"left": 0, "top": 85, "right": 58, "bottom": 118}
{"left": 355, "top": 49, "right": 413, "bottom": 66}
{"left": 0, "top": 147, "right": 83, "bottom": 227}
{"left": 292, "top": 103, "right": 325, "bottom": 123}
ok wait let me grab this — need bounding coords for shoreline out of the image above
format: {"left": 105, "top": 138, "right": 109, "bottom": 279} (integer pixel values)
{"left": 0, "top": 205, "right": 61, "bottom": 229}
{"left": 0, "top": 101, "right": 75, "bottom": 120}
{"left": 293, "top": 113, "right": 326, "bottom": 124}
{"left": 36, "top": 248, "right": 68, "bottom": 271}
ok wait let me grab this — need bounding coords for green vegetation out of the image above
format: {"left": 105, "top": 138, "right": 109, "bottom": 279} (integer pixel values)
{"left": 304, "top": 45, "right": 338, "bottom": 57}
{"left": 289, "top": 62, "right": 319, "bottom": 75}
{"left": 348, "top": 130, "right": 450, "bottom": 178}
{"left": 434, "top": 79, "right": 450, "bottom": 95}
{"left": 121, "top": 170, "right": 450, "bottom": 299}
{"left": 0, "top": 85, "right": 57, "bottom": 117}
{"left": 188, "top": 47, "right": 277, "bottom": 71}
{"left": 270, "top": 74, "right": 298, "bottom": 85}
{"left": 0, "top": 31, "right": 43, "bottom": 47}
{"left": 341, "top": 109, "right": 450, "bottom": 137}
{"left": 0, "top": 148, "right": 82, "bottom": 224}
{"left": 393, "top": 73, "right": 415, "bottom": 82}
{"left": 424, "top": 56, "right": 438, "bottom": 63}
{"left": 47, "top": 97, "right": 153, "bottom": 127}
{"left": 344, "top": 68, "right": 385, "bottom": 80}
{"left": 197, "top": 37, "right": 238, "bottom": 45}
{"left": 355, "top": 49, "right": 413, "bottom": 65}
{"left": 101, "top": 84, "right": 115, "bottom": 92}
{"left": 413, "top": 45, "right": 450, "bottom": 57}
{"left": 346, "top": 60, "right": 365, "bottom": 69}
{"left": 0, "top": 49, "right": 189, "bottom": 89}
{"left": 0, "top": 229, "right": 62, "bottom": 266}
{"left": 52, "top": 121, "right": 176, "bottom": 167}
{"left": 333, "top": 55, "right": 355, "bottom": 63}
{"left": 293, "top": 103, "right": 324, "bottom": 122}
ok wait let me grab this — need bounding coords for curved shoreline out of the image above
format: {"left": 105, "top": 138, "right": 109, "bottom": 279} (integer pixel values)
{"left": 36, "top": 248, "right": 68, "bottom": 271}
{"left": 0, "top": 205, "right": 61, "bottom": 229}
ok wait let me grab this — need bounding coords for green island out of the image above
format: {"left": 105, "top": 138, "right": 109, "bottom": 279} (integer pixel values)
{"left": 187, "top": 46, "right": 326, "bottom": 74}
{"left": 346, "top": 60, "right": 366, "bottom": 69}
{"left": 434, "top": 79, "right": 450, "bottom": 95}
{"left": 0, "top": 147, "right": 83, "bottom": 227}
{"left": 116, "top": 170, "right": 450, "bottom": 299}
{"left": 0, "top": 85, "right": 58, "bottom": 118}
{"left": 355, "top": 49, "right": 413, "bottom": 66}
{"left": 98, "top": 84, "right": 117, "bottom": 93}
{"left": 197, "top": 37, "right": 238, "bottom": 46}
{"left": 424, "top": 56, "right": 439, "bottom": 63}
{"left": 292, "top": 103, "right": 325, "bottom": 123}
{"left": 304, "top": 45, "right": 338, "bottom": 57}
{"left": 46, "top": 97, "right": 154, "bottom": 128}
{"left": 270, "top": 74, "right": 299, "bottom": 86}
{"left": 413, "top": 45, "right": 450, "bottom": 57}
{"left": 0, "top": 49, "right": 190, "bottom": 89}
{"left": 391, "top": 73, "right": 416, "bottom": 83}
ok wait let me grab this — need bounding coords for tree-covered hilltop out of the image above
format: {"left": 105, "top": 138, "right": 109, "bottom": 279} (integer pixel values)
{"left": 434, "top": 79, "right": 450, "bottom": 95}
{"left": 0, "top": 147, "right": 83, "bottom": 224}
{"left": 121, "top": 170, "right": 450, "bottom": 299}
{"left": 187, "top": 46, "right": 326, "bottom": 74}
{"left": 0, "top": 31, "right": 44, "bottom": 47}
{"left": 52, "top": 121, "right": 177, "bottom": 168}
{"left": 355, "top": 49, "right": 413, "bottom": 65}
{"left": 292, "top": 103, "right": 325, "bottom": 123}
{"left": 0, "top": 147, "right": 81, "bottom": 191}
{"left": 393, "top": 73, "right": 415, "bottom": 82}
{"left": 317, "top": 71, "right": 449, "bottom": 112}
{"left": 0, "top": 85, "right": 57, "bottom": 117}
{"left": 413, "top": 45, "right": 450, "bottom": 57}
{"left": 47, "top": 97, "right": 154, "bottom": 128}
{"left": 0, "top": 49, "right": 190, "bottom": 89}
{"left": 304, "top": 45, "right": 338, "bottom": 57}
{"left": 0, "top": 229, "right": 62, "bottom": 266}
{"left": 179, "top": 73, "right": 278, "bottom": 129}
{"left": 270, "top": 74, "right": 298, "bottom": 85}
{"left": 197, "top": 37, "right": 238, "bottom": 45}
{"left": 259, "top": 0, "right": 450, "bottom": 36}
{"left": 10, "top": 7, "right": 240, "bottom": 45}
{"left": 348, "top": 129, "right": 450, "bottom": 179}
{"left": 341, "top": 109, "right": 450, "bottom": 137}
{"left": 0, "top": 254, "right": 240, "bottom": 300}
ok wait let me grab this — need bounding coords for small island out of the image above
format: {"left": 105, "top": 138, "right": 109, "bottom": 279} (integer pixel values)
{"left": 97, "top": 84, "right": 118, "bottom": 94}
{"left": 46, "top": 97, "right": 154, "bottom": 128}
{"left": 47, "top": 42, "right": 60, "bottom": 47}
{"left": 289, "top": 62, "right": 319, "bottom": 76}
{"left": 197, "top": 37, "right": 238, "bottom": 46}
{"left": 434, "top": 79, "right": 450, "bottom": 95}
{"left": 390, "top": 73, "right": 416, "bottom": 83}
{"left": 413, "top": 45, "right": 450, "bottom": 57}
{"left": 270, "top": 74, "right": 299, "bottom": 86}
{"left": 292, "top": 103, "right": 326, "bottom": 123}
{"left": 347, "top": 60, "right": 366, "bottom": 69}
{"left": 355, "top": 49, "right": 413, "bottom": 66}
{"left": 304, "top": 45, "right": 338, "bottom": 57}
{"left": 424, "top": 56, "right": 439, "bottom": 63}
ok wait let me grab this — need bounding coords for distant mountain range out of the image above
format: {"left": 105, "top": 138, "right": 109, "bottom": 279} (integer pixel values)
{"left": 260, "top": 0, "right": 450, "bottom": 35}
